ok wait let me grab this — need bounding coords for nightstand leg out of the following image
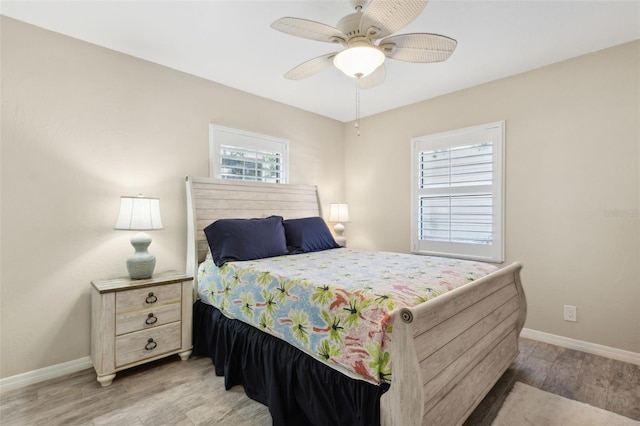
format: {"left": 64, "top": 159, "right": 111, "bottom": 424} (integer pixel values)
{"left": 97, "top": 373, "right": 116, "bottom": 387}
{"left": 178, "top": 349, "right": 192, "bottom": 361}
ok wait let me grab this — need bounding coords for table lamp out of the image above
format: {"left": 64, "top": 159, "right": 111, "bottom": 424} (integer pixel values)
{"left": 114, "top": 195, "right": 163, "bottom": 279}
{"left": 329, "top": 202, "right": 350, "bottom": 247}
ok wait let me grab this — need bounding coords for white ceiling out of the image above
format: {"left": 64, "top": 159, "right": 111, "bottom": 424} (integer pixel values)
{"left": 2, "top": 1, "right": 639, "bottom": 122}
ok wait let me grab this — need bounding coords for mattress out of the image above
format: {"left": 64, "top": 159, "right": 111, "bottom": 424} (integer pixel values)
{"left": 197, "top": 248, "right": 498, "bottom": 385}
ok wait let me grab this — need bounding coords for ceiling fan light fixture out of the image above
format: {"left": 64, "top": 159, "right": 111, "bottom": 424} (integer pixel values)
{"left": 333, "top": 45, "right": 385, "bottom": 79}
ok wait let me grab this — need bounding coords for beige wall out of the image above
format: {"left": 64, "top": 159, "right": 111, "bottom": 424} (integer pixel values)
{"left": 2, "top": 16, "right": 638, "bottom": 380}
{"left": 0, "top": 17, "right": 345, "bottom": 378}
{"left": 345, "top": 41, "right": 640, "bottom": 353}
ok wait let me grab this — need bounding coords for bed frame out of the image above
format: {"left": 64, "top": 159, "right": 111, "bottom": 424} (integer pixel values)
{"left": 185, "top": 176, "right": 526, "bottom": 426}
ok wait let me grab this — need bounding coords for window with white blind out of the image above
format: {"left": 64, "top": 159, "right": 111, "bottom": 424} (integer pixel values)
{"left": 411, "top": 121, "right": 505, "bottom": 262}
{"left": 209, "top": 124, "right": 288, "bottom": 183}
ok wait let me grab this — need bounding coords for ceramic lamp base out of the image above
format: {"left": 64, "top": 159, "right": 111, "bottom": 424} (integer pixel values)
{"left": 127, "top": 232, "right": 156, "bottom": 279}
{"left": 333, "top": 223, "right": 346, "bottom": 247}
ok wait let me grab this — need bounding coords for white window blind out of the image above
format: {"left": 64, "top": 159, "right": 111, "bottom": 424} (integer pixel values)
{"left": 412, "top": 122, "right": 504, "bottom": 262}
{"left": 210, "top": 125, "right": 288, "bottom": 184}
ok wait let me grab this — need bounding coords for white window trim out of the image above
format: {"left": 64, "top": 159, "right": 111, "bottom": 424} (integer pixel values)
{"left": 411, "top": 121, "right": 505, "bottom": 263}
{"left": 209, "top": 124, "right": 289, "bottom": 183}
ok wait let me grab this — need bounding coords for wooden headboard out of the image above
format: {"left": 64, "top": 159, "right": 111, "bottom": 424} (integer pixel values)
{"left": 185, "top": 176, "right": 320, "bottom": 287}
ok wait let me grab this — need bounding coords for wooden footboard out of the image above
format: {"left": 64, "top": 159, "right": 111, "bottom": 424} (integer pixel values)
{"left": 380, "top": 262, "right": 526, "bottom": 426}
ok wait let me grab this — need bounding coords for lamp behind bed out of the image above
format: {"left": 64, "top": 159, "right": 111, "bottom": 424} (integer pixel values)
{"left": 329, "top": 202, "right": 350, "bottom": 247}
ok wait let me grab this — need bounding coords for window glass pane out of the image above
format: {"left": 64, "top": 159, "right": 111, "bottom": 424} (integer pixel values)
{"left": 419, "top": 143, "right": 493, "bottom": 188}
{"left": 419, "top": 194, "right": 493, "bottom": 245}
{"left": 220, "top": 145, "right": 283, "bottom": 183}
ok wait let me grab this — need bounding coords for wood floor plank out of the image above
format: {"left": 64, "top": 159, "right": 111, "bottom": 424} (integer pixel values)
{"left": 607, "top": 379, "right": 640, "bottom": 420}
{"left": 571, "top": 352, "right": 613, "bottom": 409}
{"left": 607, "top": 360, "right": 640, "bottom": 420}
{"left": 529, "top": 341, "right": 561, "bottom": 362}
{"left": 580, "top": 353, "right": 613, "bottom": 387}
{"left": 611, "top": 359, "right": 640, "bottom": 384}
{"left": 515, "top": 354, "right": 553, "bottom": 388}
{"left": 517, "top": 337, "right": 538, "bottom": 358}
{"left": 540, "top": 348, "right": 584, "bottom": 399}
{"left": 573, "top": 382, "right": 609, "bottom": 410}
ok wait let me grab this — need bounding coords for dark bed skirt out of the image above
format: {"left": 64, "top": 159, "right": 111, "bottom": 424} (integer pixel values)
{"left": 192, "top": 300, "right": 387, "bottom": 426}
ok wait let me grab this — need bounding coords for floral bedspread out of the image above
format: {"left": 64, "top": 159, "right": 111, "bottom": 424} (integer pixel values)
{"left": 197, "top": 248, "right": 497, "bottom": 385}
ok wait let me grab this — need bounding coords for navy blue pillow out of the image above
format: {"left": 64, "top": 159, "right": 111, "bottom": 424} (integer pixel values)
{"left": 204, "top": 216, "right": 288, "bottom": 267}
{"left": 284, "top": 217, "right": 340, "bottom": 254}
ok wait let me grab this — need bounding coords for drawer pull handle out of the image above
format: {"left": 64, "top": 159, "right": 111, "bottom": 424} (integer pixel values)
{"left": 145, "top": 292, "right": 157, "bottom": 304}
{"left": 145, "top": 313, "right": 158, "bottom": 325}
{"left": 145, "top": 338, "right": 157, "bottom": 351}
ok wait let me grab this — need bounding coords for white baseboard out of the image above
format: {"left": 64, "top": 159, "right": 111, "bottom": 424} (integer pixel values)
{"left": 0, "top": 357, "right": 93, "bottom": 393}
{"left": 521, "top": 328, "right": 640, "bottom": 366}
{"left": 2, "top": 329, "right": 638, "bottom": 393}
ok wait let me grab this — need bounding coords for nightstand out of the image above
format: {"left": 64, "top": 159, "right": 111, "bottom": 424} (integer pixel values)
{"left": 91, "top": 272, "right": 193, "bottom": 386}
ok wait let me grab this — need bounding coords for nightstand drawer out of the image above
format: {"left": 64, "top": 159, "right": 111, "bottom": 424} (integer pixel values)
{"left": 92, "top": 273, "right": 193, "bottom": 386}
{"left": 115, "top": 322, "right": 181, "bottom": 367}
{"left": 115, "top": 283, "right": 181, "bottom": 313}
{"left": 115, "top": 303, "right": 181, "bottom": 335}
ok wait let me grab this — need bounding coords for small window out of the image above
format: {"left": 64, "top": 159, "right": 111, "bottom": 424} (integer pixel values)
{"left": 411, "top": 121, "right": 505, "bottom": 262}
{"left": 210, "top": 124, "right": 289, "bottom": 183}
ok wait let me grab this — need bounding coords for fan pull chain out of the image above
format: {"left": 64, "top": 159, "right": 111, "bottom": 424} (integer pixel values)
{"left": 355, "top": 83, "right": 360, "bottom": 136}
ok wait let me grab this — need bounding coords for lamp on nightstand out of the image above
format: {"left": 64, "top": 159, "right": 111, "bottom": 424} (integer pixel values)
{"left": 114, "top": 195, "right": 163, "bottom": 279}
{"left": 329, "top": 202, "right": 350, "bottom": 247}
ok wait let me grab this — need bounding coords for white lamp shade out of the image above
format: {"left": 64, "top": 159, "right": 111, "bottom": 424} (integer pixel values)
{"left": 329, "top": 203, "right": 351, "bottom": 223}
{"left": 114, "top": 196, "right": 163, "bottom": 230}
{"left": 333, "top": 46, "right": 385, "bottom": 78}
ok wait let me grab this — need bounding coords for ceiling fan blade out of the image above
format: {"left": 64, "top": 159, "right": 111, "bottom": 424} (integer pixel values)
{"left": 360, "top": 0, "right": 429, "bottom": 39}
{"left": 382, "top": 33, "right": 457, "bottom": 63}
{"left": 272, "top": 17, "right": 347, "bottom": 44}
{"left": 284, "top": 52, "right": 339, "bottom": 80}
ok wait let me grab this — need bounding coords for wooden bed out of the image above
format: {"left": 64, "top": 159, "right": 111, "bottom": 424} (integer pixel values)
{"left": 185, "top": 176, "right": 526, "bottom": 426}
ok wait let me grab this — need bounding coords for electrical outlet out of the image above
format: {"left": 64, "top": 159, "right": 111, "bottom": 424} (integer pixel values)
{"left": 564, "top": 305, "right": 577, "bottom": 322}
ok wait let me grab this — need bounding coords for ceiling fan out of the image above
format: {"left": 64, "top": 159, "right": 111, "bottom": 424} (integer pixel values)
{"left": 271, "top": 0, "right": 457, "bottom": 90}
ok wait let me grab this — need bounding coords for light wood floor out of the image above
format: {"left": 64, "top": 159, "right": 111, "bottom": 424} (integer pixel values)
{"left": 1, "top": 338, "right": 638, "bottom": 425}
{"left": 465, "top": 338, "right": 640, "bottom": 425}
